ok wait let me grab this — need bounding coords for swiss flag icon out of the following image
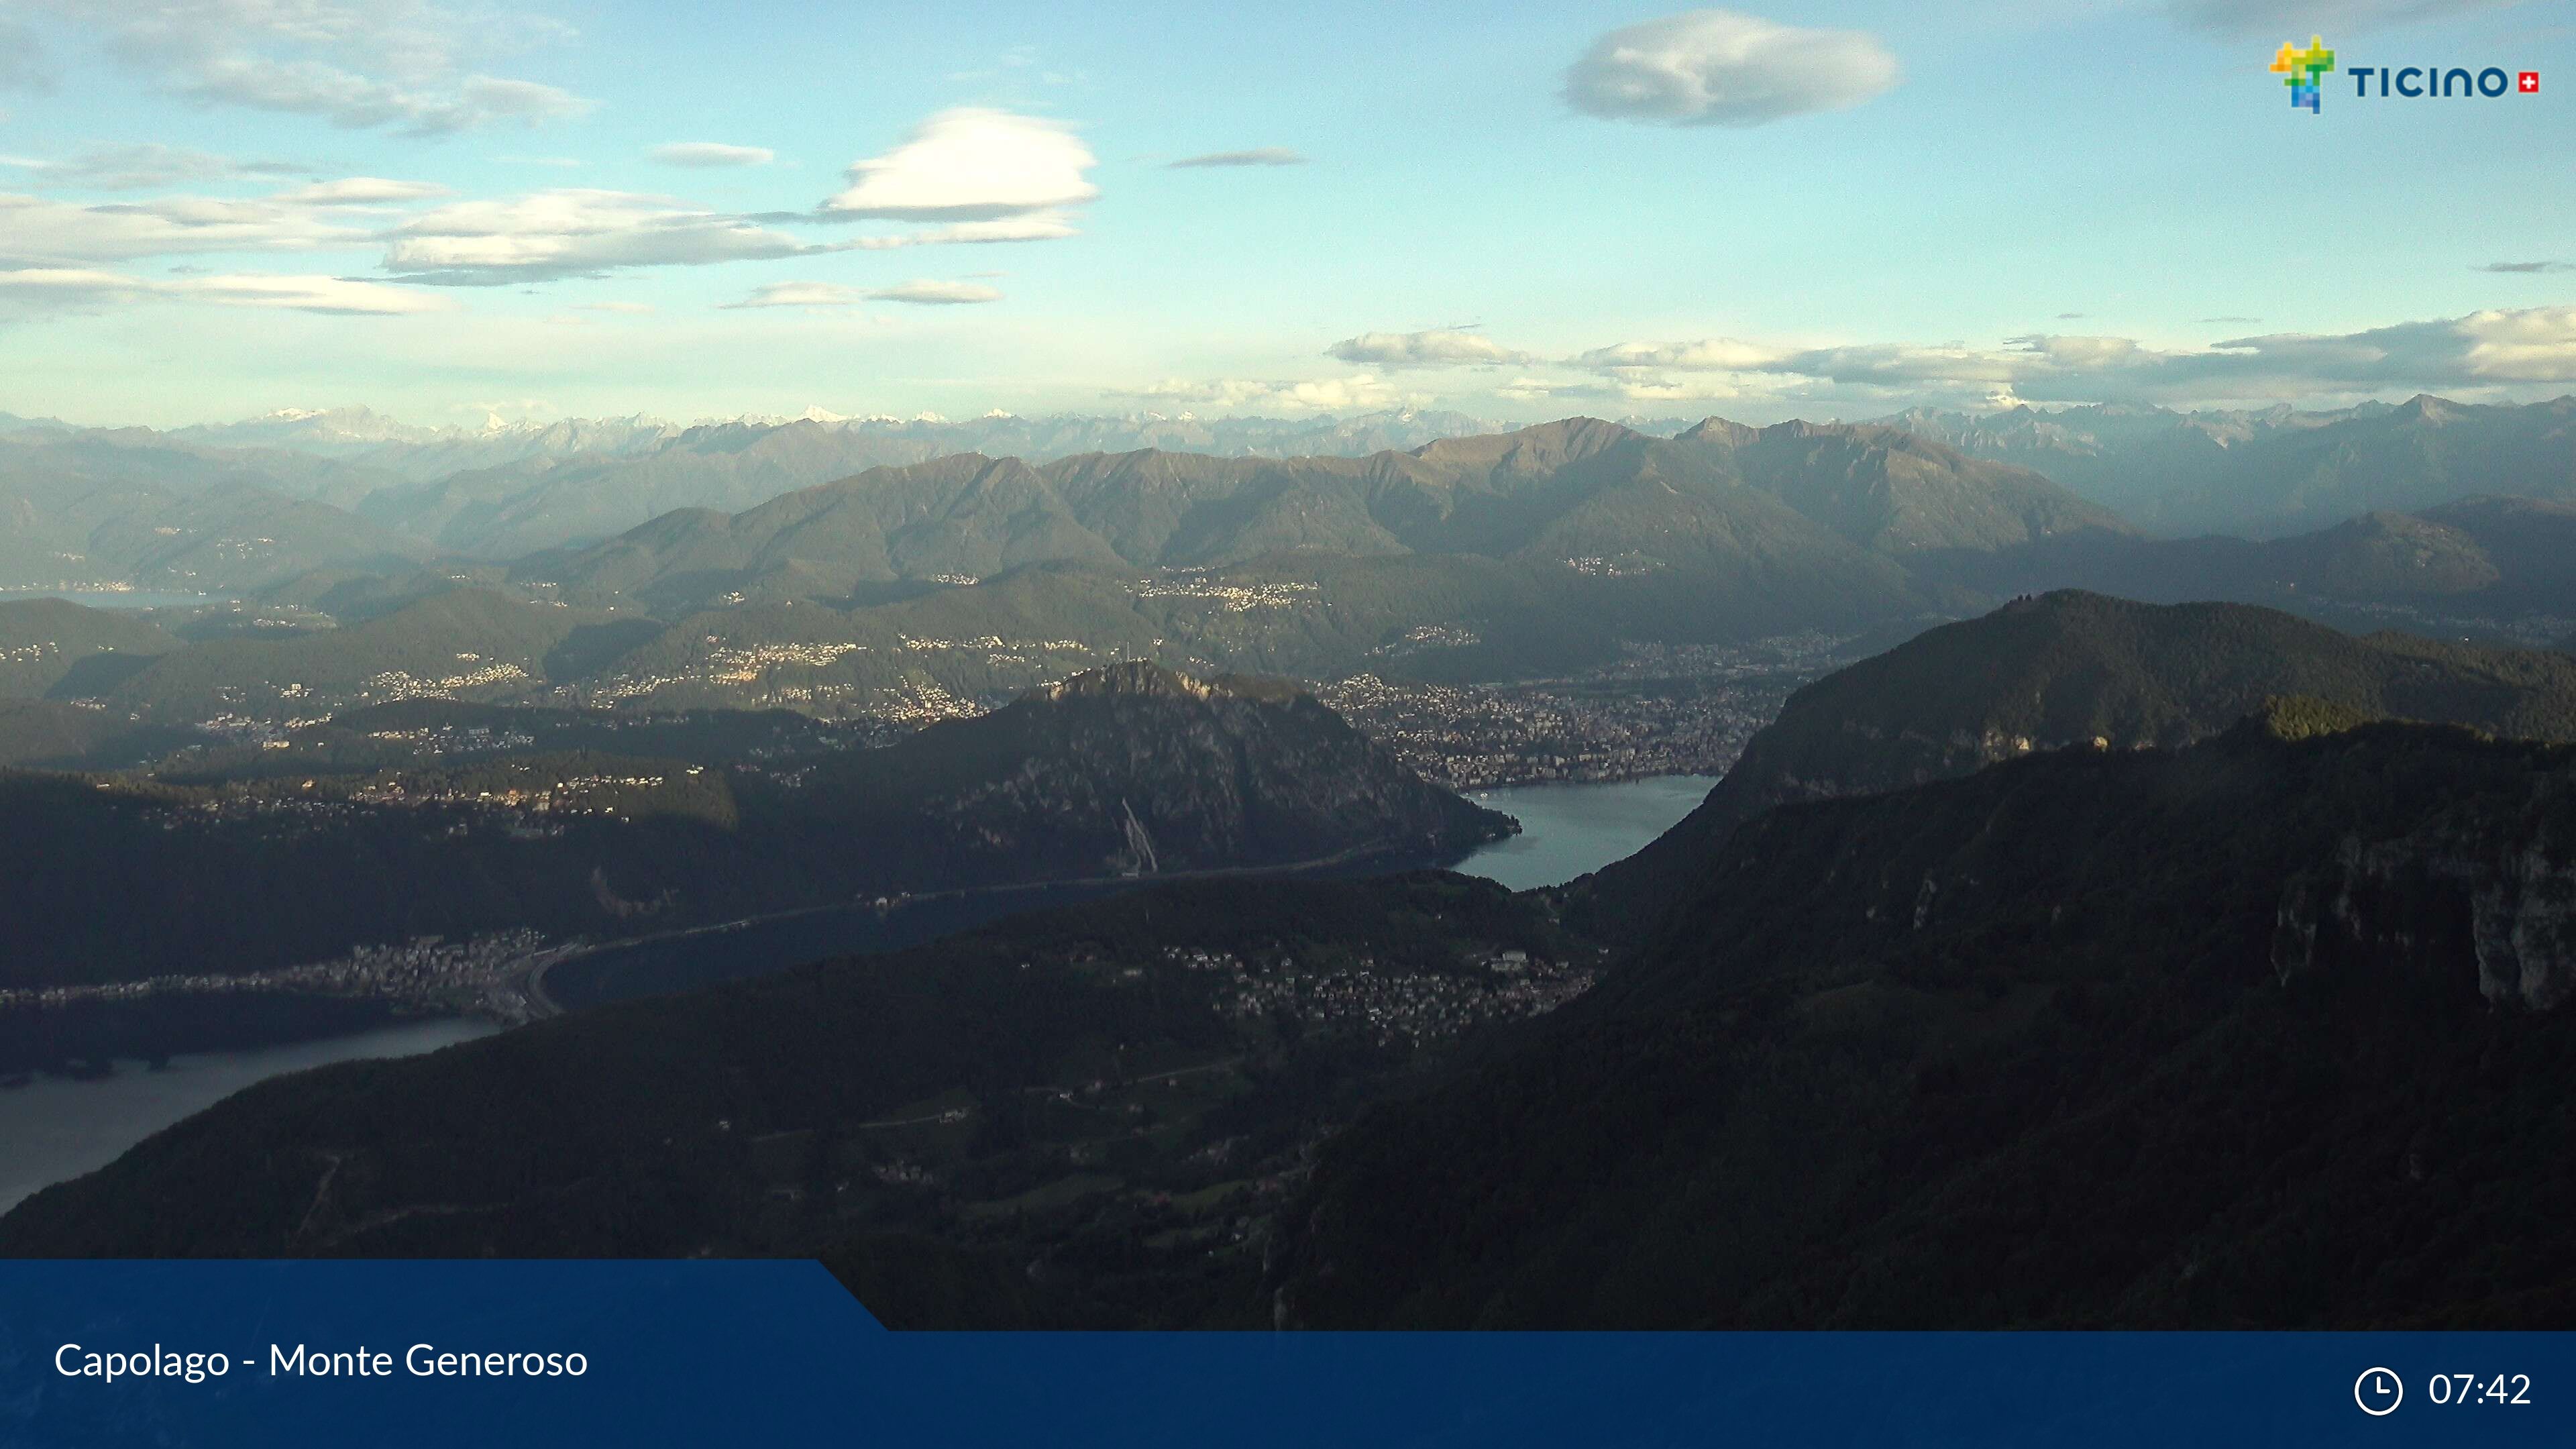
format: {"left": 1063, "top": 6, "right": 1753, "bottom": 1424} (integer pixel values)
{"left": 2520, "top": 71, "right": 2540, "bottom": 93}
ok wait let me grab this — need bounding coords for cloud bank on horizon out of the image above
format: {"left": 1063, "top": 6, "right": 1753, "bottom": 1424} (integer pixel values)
{"left": 0, "top": 0, "right": 2567, "bottom": 425}
{"left": 1285, "top": 308, "right": 2576, "bottom": 413}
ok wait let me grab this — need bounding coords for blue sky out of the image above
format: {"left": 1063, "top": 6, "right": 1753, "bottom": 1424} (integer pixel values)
{"left": 0, "top": 0, "right": 2569, "bottom": 427}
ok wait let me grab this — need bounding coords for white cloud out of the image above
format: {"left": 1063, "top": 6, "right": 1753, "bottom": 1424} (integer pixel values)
{"left": 182, "top": 273, "right": 453, "bottom": 314}
{"left": 867, "top": 279, "right": 1002, "bottom": 305}
{"left": 382, "top": 189, "right": 826, "bottom": 284}
{"left": 1560, "top": 307, "right": 2576, "bottom": 407}
{"left": 22, "top": 0, "right": 592, "bottom": 135}
{"left": 0, "top": 20, "right": 58, "bottom": 92}
{"left": 1771, "top": 341, "right": 2021, "bottom": 392}
{"left": 186, "top": 62, "right": 587, "bottom": 134}
{"left": 345, "top": 110, "right": 1095, "bottom": 286}
{"left": 837, "top": 215, "right": 1080, "bottom": 248}
{"left": 1495, "top": 376, "right": 1622, "bottom": 402}
{"left": 1562, "top": 9, "right": 1899, "bottom": 127}
{"left": 649, "top": 142, "right": 776, "bottom": 168}
{"left": 575, "top": 300, "right": 653, "bottom": 314}
{"left": 0, "top": 266, "right": 158, "bottom": 307}
{"left": 824, "top": 109, "right": 1097, "bottom": 221}
{"left": 1327, "top": 329, "right": 1538, "bottom": 368}
{"left": 0, "top": 191, "right": 371, "bottom": 267}
{"left": 1169, "top": 148, "right": 1308, "bottom": 168}
{"left": 0, "top": 266, "right": 451, "bottom": 318}
{"left": 1497, "top": 372, "right": 1770, "bottom": 405}
{"left": 720, "top": 281, "right": 866, "bottom": 309}
{"left": 2, "top": 143, "right": 305, "bottom": 191}
{"left": 270, "top": 177, "right": 453, "bottom": 205}
{"left": 378, "top": 174, "right": 1082, "bottom": 285}
{"left": 1108, "top": 375, "right": 1420, "bottom": 411}
{"left": 720, "top": 278, "right": 1004, "bottom": 309}
{"left": 1569, "top": 338, "right": 1786, "bottom": 371}
{"left": 2348, "top": 307, "right": 2576, "bottom": 385}
{"left": 2164, "top": 0, "right": 2530, "bottom": 37}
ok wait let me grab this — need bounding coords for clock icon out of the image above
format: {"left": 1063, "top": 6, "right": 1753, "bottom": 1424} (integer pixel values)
{"left": 2356, "top": 1367, "right": 2405, "bottom": 1416}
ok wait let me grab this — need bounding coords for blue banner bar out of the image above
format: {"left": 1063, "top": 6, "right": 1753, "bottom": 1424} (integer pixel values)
{"left": 0, "top": 1262, "right": 2567, "bottom": 1446}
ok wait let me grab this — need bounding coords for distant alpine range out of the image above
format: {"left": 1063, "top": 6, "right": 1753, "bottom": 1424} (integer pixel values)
{"left": 3, "top": 402, "right": 2090, "bottom": 578}
{"left": 3, "top": 398, "right": 2570, "bottom": 759}
{"left": 5, "top": 392, "right": 2569, "bottom": 565}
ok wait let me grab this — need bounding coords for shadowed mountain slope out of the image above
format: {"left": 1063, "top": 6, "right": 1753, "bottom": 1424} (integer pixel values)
{"left": 0, "top": 663, "right": 1507, "bottom": 993}
{"left": 514, "top": 420, "right": 1989, "bottom": 621}
{"left": 1568, "top": 592, "right": 2576, "bottom": 940}
{"left": 1268, "top": 717, "right": 2576, "bottom": 1328}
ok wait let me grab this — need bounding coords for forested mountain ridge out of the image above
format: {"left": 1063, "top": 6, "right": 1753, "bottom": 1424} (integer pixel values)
{"left": 0, "top": 663, "right": 1508, "bottom": 993}
{"left": 1569, "top": 591, "right": 2576, "bottom": 938}
{"left": 513, "top": 418, "right": 1978, "bottom": 617}
{"left": 1882, "top": 393, "right": 2576, "bottom": 538}
{"left": 0, "top": 435, "right": 430, "bottom": 594}
{"left": 13, "top": 409, "right": 2576, "bottom": 809}
{"left": 123, "top": 394, "right": 2576, "bottom": 550}
{"left": 13, "top": 398, "right": 2573, "bottom": 620}
{"left": 1673, "top": 417, "right": 2130, "bottom": 553}
{"left": 0, "top": 597, "right": 178, "bottom": 698}
{"left": 95, "top": 587, "right": 619, "bottom": 718}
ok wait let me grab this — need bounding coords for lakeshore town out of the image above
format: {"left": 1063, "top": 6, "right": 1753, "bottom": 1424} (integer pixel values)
{"left": 5, "top": 919, "right": 1607, "bottom": 1063}
{"left": 156, "top": 629, "right": 1849, "bottom": 796}
{"left": 0, "top": 930, "right": 580, "bottom": 1023}
{"left": 1169, "top": 941, "right": 1604, "bottom": 1048}
{"left": 0, "top": 631, "right": 1855, "bottom": 1033}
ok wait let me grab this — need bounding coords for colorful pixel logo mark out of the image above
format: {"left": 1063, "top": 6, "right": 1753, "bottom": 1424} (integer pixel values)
{"left": 2271, "top": 35, "right": 2337, "bottom": 112}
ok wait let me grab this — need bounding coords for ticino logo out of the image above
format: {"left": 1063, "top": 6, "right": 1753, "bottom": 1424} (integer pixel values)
{"left": 2269, "top": 33, "right": 2539, "bottom": 113}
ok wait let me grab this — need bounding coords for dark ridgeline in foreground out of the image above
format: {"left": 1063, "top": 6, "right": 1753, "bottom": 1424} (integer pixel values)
{"left": 0, "top": 873, "right": 1587, "bottom": 1320}
{"left": 10, "top": 707, "right": 2576, "bottom": 1330}
{"left": 1268, "top": 710, "right": 2576, "bottom": 1327}
{"left": 11, "top": 592, "right": 2576, "bottom": 1332}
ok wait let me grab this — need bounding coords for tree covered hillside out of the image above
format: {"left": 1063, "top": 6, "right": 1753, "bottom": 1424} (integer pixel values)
{"left": 1572, "top": 591, "right": 2576, "bottom": 939}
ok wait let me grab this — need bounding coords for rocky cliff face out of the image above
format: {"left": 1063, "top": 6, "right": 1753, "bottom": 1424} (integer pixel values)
{"left": 2275, "top": 825, "right": 2576, "bottom": 1011}
{"left": 800, "top": 662, "right": 1516, "bottom": 882}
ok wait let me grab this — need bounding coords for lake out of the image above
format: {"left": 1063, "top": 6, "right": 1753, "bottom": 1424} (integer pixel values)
{"left": 0, "top": 1018, "right": 498, "bottom": 1214}
{"left": 1456, "top": 775, "right": 1719, "bottom": 890}
{"left": 549, "top": 773, "right": 1718, "bottom": 1011}
{"left": 0, "top": 775, "right": 1712, "bottom": 1212}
